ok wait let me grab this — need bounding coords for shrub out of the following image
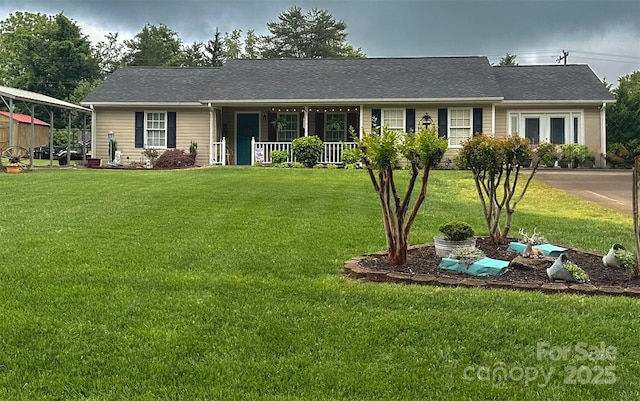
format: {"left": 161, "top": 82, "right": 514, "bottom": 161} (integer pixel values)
{"left": 270, "top": 150, "right": 290, "bottom": 164}
{"left": 439, "top": 221, "right": 475, "bottom": 241}
{"left": 341, "top": 146, "right": 361, "bottom": 165}
{"left": 535, "top": 142, "right": 558, "bottom": 167}
{"left": 153, "top": 149, "right": 196, "bottom": 169}
{"left": 292, "top": 136, "right": 323, "bottom": 168}
{"left": 326, "top": 163, "right": 337, "bottom": 169}
{"left": 560, "top": 144, "right": 590, "bottom": 167}
{"left": 313, "top": 163, "right": 325, "bottom": 169}
{"left": 290, "top": 162, "right": 305, "bottom": 168}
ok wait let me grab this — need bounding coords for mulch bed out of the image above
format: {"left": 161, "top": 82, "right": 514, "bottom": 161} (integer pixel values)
{"left": 346, "top": 237, "right": 640, "bottom": 297}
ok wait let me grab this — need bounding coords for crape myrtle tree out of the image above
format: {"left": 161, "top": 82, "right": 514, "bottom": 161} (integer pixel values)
{"left": 455, "top": 134, "right": 541, "bottom": 244}
{"left": 357, "top": 126, "right": 447, "bottom": 266}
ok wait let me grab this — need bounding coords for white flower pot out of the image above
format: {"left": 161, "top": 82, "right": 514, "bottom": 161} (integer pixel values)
{"left": 602, "top": 243, "right": 625, "bottom": 268}
{"left": 546, "top": 254, "right": 577, "bottom": 282}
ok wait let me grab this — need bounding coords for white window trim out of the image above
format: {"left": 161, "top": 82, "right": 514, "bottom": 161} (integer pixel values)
{"left": 507, "top": 110, "right": 585, "bottom": 145}
{"left": 324, "top": 112, "right": 347, "bottom": 142}
{"left": 448, "top": 107, "right": 472, "bottom": 148}
{"left": 381, "top": 109, "right": 405, "bottom": 132}
{"left": 277, "top": 112, "right": 299, "bottom": 142}
{"left": 144, "top": 111, "right": 168, "bottom": 149}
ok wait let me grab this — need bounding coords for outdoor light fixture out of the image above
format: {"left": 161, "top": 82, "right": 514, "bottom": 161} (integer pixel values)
{"left": 420, "top": 113, "right": 433, "bottom": 127}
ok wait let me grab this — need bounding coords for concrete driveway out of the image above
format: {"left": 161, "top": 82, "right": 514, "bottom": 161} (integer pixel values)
{"left": 531, "top": 169, "right": 634, "bottom": 215}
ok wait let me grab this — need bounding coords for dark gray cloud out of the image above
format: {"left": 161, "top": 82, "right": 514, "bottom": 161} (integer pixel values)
{"left": 1, "top": 0, "right": 638, "bottom": 81}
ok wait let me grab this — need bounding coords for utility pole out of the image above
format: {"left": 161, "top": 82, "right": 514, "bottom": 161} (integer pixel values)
{"left": 556, "top": 50, "right": 569, "bottom": 65}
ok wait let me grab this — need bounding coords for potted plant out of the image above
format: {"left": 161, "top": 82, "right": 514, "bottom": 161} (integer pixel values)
{"left": 434, "top": 221, "right": 476, "bottom": 257}
{"left": 547, "top": 254, "right": 590, "bottom": 283}
{"left": 602, "top": 244, "right": 635, "bottom": 270}
{"left": 271, "top": 116, "right": 289, "bottom": 133}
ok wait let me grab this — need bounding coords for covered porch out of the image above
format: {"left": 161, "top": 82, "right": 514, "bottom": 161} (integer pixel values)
{"left": 216, "top": 104, "right": 363, "bottom": 165}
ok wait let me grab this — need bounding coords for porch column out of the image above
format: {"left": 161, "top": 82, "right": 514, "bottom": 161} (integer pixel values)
{"left": 208, "top": 103, "right": 214, "bottom": 165}
{"left": 304, "top": 106, "right": 309, "bottom": 137}
{"left": 8, "top": 98, "right": 13, "bottom": 146}
{"left": 491, "top": 103, "right": 496, "bottom": 135}
{"left": 600, "top": 102, "right": 607, "bottom": 168}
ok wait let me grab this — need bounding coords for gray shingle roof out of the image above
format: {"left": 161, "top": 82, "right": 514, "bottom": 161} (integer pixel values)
{"left": 492, "top": 65, "right": 614, "bottom": 102}
{"left": 201, "top": 57, "right": 503, "bottom": 101}
{"left": 82, "top": 67, "right": 220, "bottom": 104}
{"left": 82, "top": 58, "right": 615, "bottom": 105}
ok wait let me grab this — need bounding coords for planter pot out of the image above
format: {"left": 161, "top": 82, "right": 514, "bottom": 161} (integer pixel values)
{"left": 602, "top": 243, "right": 625, "bottom": 268}
{"left": 434, "top": 236, "right": 476, "bottom": 258}
{"left": 546, "top": 255, "right": 577, "bottom": 282}
{"left": 87, "top": 158, "right": 101, "bottom": 168}
{"left": 5, "top": 165, "right": 20, "bottom": 174}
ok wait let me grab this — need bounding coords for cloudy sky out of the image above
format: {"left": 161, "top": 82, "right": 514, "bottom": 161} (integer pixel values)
{"left": 1, "top": 0, "right": 638, "bottom": 83}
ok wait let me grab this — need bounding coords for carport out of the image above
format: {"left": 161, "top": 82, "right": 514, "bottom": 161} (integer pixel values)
{"left": 0, "top": 85, "right": 91, "bottom": 171}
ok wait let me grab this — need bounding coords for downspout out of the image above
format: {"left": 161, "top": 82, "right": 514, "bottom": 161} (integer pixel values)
{"left": 600, "top": 102, "right": 607, "bottom": 168}
{"left": 208, "top": 103, "right": 214, "bottom": 165}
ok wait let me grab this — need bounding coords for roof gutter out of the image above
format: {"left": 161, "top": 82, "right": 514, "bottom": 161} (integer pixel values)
{"left": 199, "top": 97, "right": 505, "bottom": 105}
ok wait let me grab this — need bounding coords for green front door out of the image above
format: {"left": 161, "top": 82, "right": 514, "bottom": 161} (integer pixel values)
{"left": 237, "top": 113, "right": 260, "bottom": 165}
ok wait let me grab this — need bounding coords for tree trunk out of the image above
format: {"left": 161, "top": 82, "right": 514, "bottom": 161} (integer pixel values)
{"left": 387, "top": 236, "right": 408, "bottom": 266}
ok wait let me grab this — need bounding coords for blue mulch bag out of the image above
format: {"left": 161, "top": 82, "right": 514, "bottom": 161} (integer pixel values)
{"left": 438, "top": 257, "right": 509, "bottom": 277}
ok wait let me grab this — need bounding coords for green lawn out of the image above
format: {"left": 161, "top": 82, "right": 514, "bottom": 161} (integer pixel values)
{"left": 0, "top": 168, "right": 638, "bottom": 400}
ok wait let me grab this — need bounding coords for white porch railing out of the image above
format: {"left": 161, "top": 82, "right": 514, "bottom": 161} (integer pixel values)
{"left": 251, "top": 139, "right": 294, "bottom": 164}
{"left": 251, "top": 139, "right": 358, "bottom": 165}
{"left": 210, "top": 137, "right": 226, "bottom": 165}
{"left": 320, "top": 142, "right": 358, "bottom": 164}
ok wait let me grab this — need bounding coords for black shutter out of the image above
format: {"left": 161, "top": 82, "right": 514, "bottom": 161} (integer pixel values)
{"left": 167, "top": 112, "right": 176, "bottom": 148}
{"left": 347, "top": 112, "right": 359, "bottom": 141}
{"left": 315, "top": 113, "right": 325, "bottom": 141}
{"left": 299, "top": 111, "right": 305, "bottom": 137}
{"left": 371, "top": 109, "right": 381, "bottom": 130}
{"left": 438, "top": 109, "right": 448, "bottom": 138}
{"left": 135, "top": 111, "right": 144, "bottom": 148}
{"left": 473, "top": 108, "right": 483, "bottom": 136}
{"left": 268, "top": 112, "right": 277, "bottom": 141}
{"left": 406, "top": 108, "right": 415, "bottom": 133}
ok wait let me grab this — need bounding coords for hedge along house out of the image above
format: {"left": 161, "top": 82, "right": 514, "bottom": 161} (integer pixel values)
{"left": 82, "top": 56, "right": 614, "bottom": 167}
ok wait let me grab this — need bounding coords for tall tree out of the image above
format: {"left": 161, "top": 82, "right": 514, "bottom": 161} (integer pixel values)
{"left": 124, "top": 23, "right": 184, "bottom": 66}
{"left": 244, "top": 29, "right": 258, "bottom": 59}
{"left": 204, "top": 28, "right": 224, "bottom": 66}
{"left": 0, "top": 11, "right": 100, "bottom": 126}
{"left": 181, "top": 41, "right": 207, "bottom": 66}
{"left": 223, "top": 29, "right": 243, "bottom": 59}
{"left": 260, "top": 6, "right": 364, "bottom": 58}
{"left": 95, "top": 32, "right": 126, "bottom": 77}
{"left": 607, "top": 71, "right": 640, "bottom": 146}
{"left": 498, "top": 52, "right": 519, "bottom": 66}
